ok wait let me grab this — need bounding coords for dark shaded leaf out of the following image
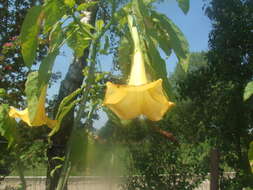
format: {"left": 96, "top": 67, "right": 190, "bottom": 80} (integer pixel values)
{"left": 66, "top": 23, "right": 91, "bottom": 57}
{"left": 143, "top": 39, "right": 174, "bottom": 98}
{"left": 176, "top": 0, "right": 190, "bottom": 14}
{"left": 151, "top": 11, "right": 190, "bottom": 72}
{"left": 20, "top": 6, "right": 43, "bottom": 67}
{"left": 38, "top": 50, "right": 59, "bottom": 86}
{"left": 43, "top": 0, "right": 66, "bottom": 33}
{"left": 0, "top": 104, "right": 18, "bottom": 147}
{"left": 77, "top": 1, "right": 98, "bottom": 11}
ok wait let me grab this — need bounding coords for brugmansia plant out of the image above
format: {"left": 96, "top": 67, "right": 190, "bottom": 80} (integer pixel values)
{"left": 104, "top": 0, "right": 189, "bottom": 120}
{"left": 8, "top": 72, "right": 56, "bottom": 128}
{"left": 104, "top": 15, "right": 175, "bottom": 121}
{"left": 0, "top": 0, "right": 191, "bottom": 189}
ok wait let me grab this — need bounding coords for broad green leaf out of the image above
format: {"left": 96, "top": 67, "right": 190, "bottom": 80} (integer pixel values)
{"left": 95, "top": 19, "right": 104, "bottom": 32}
{"left": 49, "top": 87, "right": 83, "bottom": 136}
{"left": 43, "top": 0, "right": 66, "bottom": 33}
{"left": 176, "top": 0, "right": 190, "bottom": 14}
{"left": 66, "top": 23, "right": 90, "bottom": 57}
{"left": 244, "top": 81, "right": 253, "bottom": 101}
{"left": 132, "top": 0, "right": 149, "bottom": 24}
{"left": 151, "top": 11, "right": 190, "bottom": 72}
{"left": 249, "top": 141, "right": 253, "bottom": 173}
{"left": 0, "top": 88, "right": 6, "bottom": 97}
{"left": 146, "top": 19, "right": 172, "bottom": 57}
{"left": 0, "top": 104, "right": 18, "bottom": 147}
{"left": 20, "top": 6, "right": 43, "bottom": 67}
{"left": 133, "top": 1, "right": 172, "bottom": 56}
{"left": 38, "top": 51, "right": 59, "bottom": 86}
{"left": 77, "top": 1, "right": 98, "bottom": 11}
{"left": 143, "top": 39, "right": 174, "bottom": 98}
{"left": 135, "top": 0, "right": 149, "bottom": 17}
{"left": 25, "top": 72, "right": 46, "bottom": 122}
{"left": 64, "top": 0, "right": 75, "bottom": 8}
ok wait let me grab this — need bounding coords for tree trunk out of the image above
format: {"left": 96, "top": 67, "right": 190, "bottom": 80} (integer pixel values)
{"left": 210, "top": 148, "right": 219, "bottom": 190}
{"left": 46, "top": 6, "right": 98, "bottom": 190}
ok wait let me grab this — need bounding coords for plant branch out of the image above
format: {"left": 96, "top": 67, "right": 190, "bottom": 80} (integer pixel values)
{"left": 55, "top": 2, "right": 116, "bottom": 189}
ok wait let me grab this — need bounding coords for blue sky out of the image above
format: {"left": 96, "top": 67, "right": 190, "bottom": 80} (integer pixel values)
{"left": 48, "top": 0, "right": 212, "bottom": 128}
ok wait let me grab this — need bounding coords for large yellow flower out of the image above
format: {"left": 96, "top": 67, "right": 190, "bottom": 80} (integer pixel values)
{"left": 103, "top": 15, "right": 174, "bottom": 121}
{"left": 104, "top": 79, "right": 174, "bottom": 121}
{"left": 9, "top": 85, "right": 56, "bottom": 128}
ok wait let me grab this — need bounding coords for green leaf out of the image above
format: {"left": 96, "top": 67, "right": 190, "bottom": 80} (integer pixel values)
{"left": 244, "top": 81, "right": 253, "bottom": 101}
{"left": 176, "top": 0, "right": 190, "bottom": 14}
{"left": 77, "top": 1, "right": 98, "bottom": 11}
{"left": 49, "top": 87, "right": 83, "bottom": 136}
{"left": 95, "top": 19, "right": 104, "bottom": 32}
{"left": 0, "top": 88, "right": 6, "bottom": 98}
{"left": 25, "top": 72, "right": 46, "bottom": 122}
{"left": 24, "top": 49, "right": 58, "bottom": 124}
{"left": 38, "top": 50, "right": 59, "bottom": 86}
{"left": 52, "top": 156, "right": 65, "bottom": 161}
{"left": 66, "top": 23, "right": 91, "bottom": 57}
{"left": 20, "top": 6, "right": 43, "bottom": 67}
{"left": 143, "top": 39, "right": 174, "bottom": 98}
{"left": 0, "top": 104, "right": 18, "bottom": 147}
{"left": 50, "top": 164, "right": 62, "bottom": 177}
{"left": 151, "top": 11, "right": 190, "bottom": 72}
{"left": 49, "top": 99, "right": 79, "bottom": 137}
{"left": 56, "top": 87, "right": 83, "bottom": 119}
{"left": 49, "top": 22, "right": 64, "bottom": 51}
{"left": 248, "top": 141, "right": 253, "bottom": 173}
{"left": 64, "top": 0, "right": 75, "bottom": 8}
{"left": 146, "top": 19, "right": 172, "bottom": 57}
{"left": 43, "top": 0, "right": 66, "bottom": 33}
{"left": 132, "top": 0, "right": 149, "bottom": 23}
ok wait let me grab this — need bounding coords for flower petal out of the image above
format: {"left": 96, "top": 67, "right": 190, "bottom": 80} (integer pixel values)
{"left": 103, "top": 79, "right": 174, "bottom": 121}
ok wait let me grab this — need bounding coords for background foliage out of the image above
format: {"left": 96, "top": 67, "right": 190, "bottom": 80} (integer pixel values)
{"left": 0, "top": 0, "right": 253, "bottom": 190}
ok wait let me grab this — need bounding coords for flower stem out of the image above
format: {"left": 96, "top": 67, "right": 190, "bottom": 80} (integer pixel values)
{"left": 127, "top": 14, "right": 147, "bottom": 85}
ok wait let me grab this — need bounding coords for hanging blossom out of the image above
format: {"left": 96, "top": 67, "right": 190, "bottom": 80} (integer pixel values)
{"left": 103, "top": 15, "right": 174, "bottom": 121}
{"left": 9, "top": 85, "right": 56, "bottom": 128}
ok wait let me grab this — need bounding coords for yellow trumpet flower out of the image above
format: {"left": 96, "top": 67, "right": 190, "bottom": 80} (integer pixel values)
{"left": 103, "top": 15, "right": 174, "bottom": 121}
{"left": 9, "top": 85, "right": 56, "bottom": 128}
